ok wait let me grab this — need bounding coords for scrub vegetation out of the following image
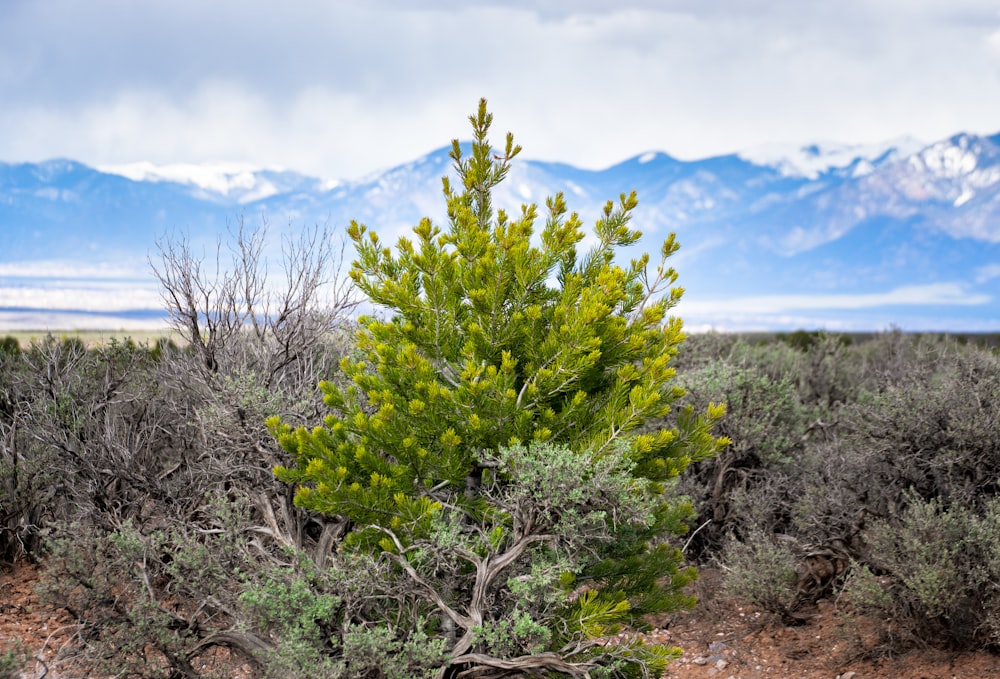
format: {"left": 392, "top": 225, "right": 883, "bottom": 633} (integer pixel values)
{"left": 2, "top": 102, "right": 1000, "bottom": 677}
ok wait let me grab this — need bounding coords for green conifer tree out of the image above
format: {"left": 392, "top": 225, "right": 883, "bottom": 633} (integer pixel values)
{"left": 269, "top": 99, "right": 729, "bottom": 678}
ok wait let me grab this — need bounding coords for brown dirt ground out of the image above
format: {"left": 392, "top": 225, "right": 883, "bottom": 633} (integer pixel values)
{"left": 0, "top": 561, "right": 78, "bottom": 678}
{"left": 3, "top": 561, "right": 1000, "bottom": 679}
{"left": 655, "top": 569, "right": 1000, "bottom": 679}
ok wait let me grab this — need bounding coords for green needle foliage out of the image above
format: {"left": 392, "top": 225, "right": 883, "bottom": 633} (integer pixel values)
{"left": 270, "top": 99, "right": 729, "bottom": 677}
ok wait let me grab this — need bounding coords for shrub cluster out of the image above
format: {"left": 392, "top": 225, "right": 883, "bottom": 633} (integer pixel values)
{"left": 13, "top": 325, "right": 994, "bottom": 668}
{"left": 669, "top": 330, "right": 1000, "bottom": 651}
{"left": 0, "top": 222, "right": 364, "bottom": 676}
{"left": 0, "top": 103, "right": 727, "bottom": 678}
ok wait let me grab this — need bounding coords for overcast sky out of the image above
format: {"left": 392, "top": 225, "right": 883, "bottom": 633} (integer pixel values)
{"left": 3, "top": 0, "right": 1000, "bottom": 180}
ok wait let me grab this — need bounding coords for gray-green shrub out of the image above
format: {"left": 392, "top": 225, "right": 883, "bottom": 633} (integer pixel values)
{"left": 844, "top": 494, "right": 1000, "bottom": 650}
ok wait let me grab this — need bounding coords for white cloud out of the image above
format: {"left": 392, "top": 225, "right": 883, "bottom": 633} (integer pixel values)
{"left": 0, "top": 282, "right": 161, "bottom": 312}
{"left": 2, "top": 1, "right": 1000, "bottom": 178}
{"left": 676, "top": 282, "right": 991, "bottom": 317}
{"left": 987, "top": 27, "right": 1000, "bottom": 58}
{"left": 0, "top": 311, "right": 169, "bottom": 332}
{"left": 976, "top": 263, "right": 1000, "bottom": 283}
{"left": 0, "top": 260, "right": 149, "bottom": 279}
{"left": 681, "top": 312, "right": 1000, "bottom": 334}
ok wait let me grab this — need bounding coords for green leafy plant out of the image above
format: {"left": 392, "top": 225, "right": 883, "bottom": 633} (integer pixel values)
{"left": 0, "top": 643, "right": 27, "bottom": 679}
{"left": 269, "top": 99, "right": 728, "bottom": 677}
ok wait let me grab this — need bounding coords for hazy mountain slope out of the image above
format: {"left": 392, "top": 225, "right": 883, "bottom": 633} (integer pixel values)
{"left": 2, "top": 132, "right": 999, "bottom": 331}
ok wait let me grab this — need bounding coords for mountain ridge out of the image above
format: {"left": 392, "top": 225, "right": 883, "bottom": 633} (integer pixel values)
{"left": 2, "top": 131, "right": 999, "bottom": 331}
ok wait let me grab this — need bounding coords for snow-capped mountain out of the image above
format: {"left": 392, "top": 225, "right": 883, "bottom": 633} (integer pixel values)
{"left": 2, "top": 131, "right": 1000, "bottom": 331}
{"left": 737, "top": 137, "right": 926, "bottom": 179}
{"left": 97, "top": 161, "right": 321, "bottom": 204}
